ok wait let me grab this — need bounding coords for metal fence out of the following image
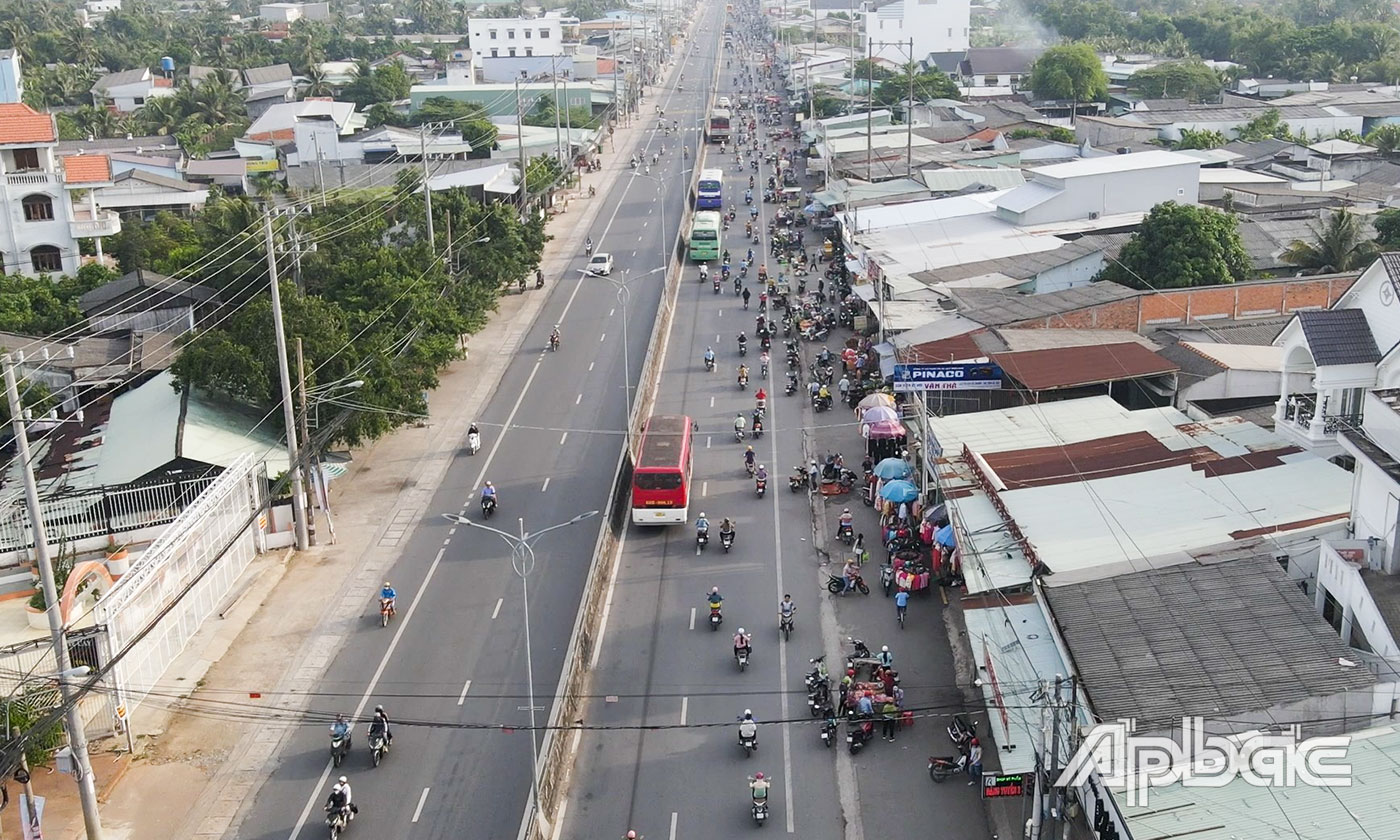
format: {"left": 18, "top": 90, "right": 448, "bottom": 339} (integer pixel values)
{"left": 98, "top": 455, "right": 264, "bottom": 720}
{"left": 0, "top": 473, "right": 220, "bottom": 559}
{"left": 0, "top": 628, "right": 113, "bottom": 736}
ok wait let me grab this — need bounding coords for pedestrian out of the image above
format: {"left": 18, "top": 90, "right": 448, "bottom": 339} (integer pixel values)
{"left": 881, "top": 698, "right": 899, "bottom": 741}
{"left": 853, "top": 534, "right": 870, "bottom": 567}
{"left": 881, "top": 667, "right": 896, "bottom": 697}
{"left": 838, "top": 375, "right": 850, "bottom": 401}
{"left": 809, "top": 460, "right": 819, "bottom": 490}
{"left": 856, "top": 691, "right": 875, "bottom": 717}
{"left": 892, "top": 683, "right": 904, "bottom": 709}
{"left": 967, "top": 737, "right": 983, "bottom": 784}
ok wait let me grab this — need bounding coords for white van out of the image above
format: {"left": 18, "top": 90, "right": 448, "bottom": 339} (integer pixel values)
{"left": 718, "top": 96, "right": 732, "bottom": 108}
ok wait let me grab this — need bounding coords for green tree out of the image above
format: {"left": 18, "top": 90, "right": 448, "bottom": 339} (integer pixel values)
{"left": 1098, "top": 202, "right": 1250, "bottom": 289}
{"left": 849, "top": 59, "right": 896, "bottom": 81}
{"left": 872, "top": 64, "right": 960, "bottom": 109}
{"left": 1127, "top": 60, "right": 1222, "bottom": 102}
{"left": 1174, "top": 128, "right": 1227, "bottom": 150}
{"left": 1026, "top": 43, "right": 1108, "bottom": 107}
{"left": 342, "top": 59, "right": 412, "bottom": 108}
{"left": 1281, "top": 208, "right": 1379, "bottom": 273}
{"left": 809, "top": 84, "right": 844, "bottom": 118}
{"left": 1365, "top": 123, "right": 1400, "bottom": 154}
{"left": 1235, "top": 108, "right": 1292, "bottom": 142}
{"left": 1376, "top": 208, "right": 1400, "bottom": 250}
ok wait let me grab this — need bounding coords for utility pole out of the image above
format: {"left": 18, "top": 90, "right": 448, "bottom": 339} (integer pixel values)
{"left": 1048, "top": 675, "right": 1065, "bottom": 840}
{"left": 906, "top": 37, "right": 914, "bottom": 179}
{"left": 1030, "top": 679, "right": 1048, "bottom": 840}
{"left": 550, "top": 57, "right": 563, "bottom": 165}
{"left": 1, "top": 354, "right": 105, "bottom": 840}
{"left": 563, "top": 73, "right": 572, "bottom": 177}
{"left": 865, "top": 37, "right": 874, "bottom": 183}
{"left": 263, "top": 210, "right": 308, "bottom": 551}
{"left": 419, "top": 124, "right": 435, "bottom": 253}
{"left": 1062, "top": 676, "right": 1080, "bottom": 840}
{"left": 515, "top": 76, "right": 528, "bottom": 215}
{"left": 295, "top": 337, "right": 317, "bottom": 546}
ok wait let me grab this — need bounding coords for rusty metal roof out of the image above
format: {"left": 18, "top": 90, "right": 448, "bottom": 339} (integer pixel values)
{"left": 991, "top": 342, "right": 1178, "bottom": 391}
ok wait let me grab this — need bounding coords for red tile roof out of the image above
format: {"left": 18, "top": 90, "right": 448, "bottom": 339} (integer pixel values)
{"left": 0, "top": 103, "right": 57, "bottom": 145}
{"left": 62, "top": 154, "right": 112, "bottom": 184}
{"left": 991, "top": 342, "right": 1178, "bottom": 391}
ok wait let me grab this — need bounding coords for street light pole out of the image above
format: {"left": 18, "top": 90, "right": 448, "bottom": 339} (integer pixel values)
{"left": 0, "top": 355, "right": 104, "bottom": 840}
{"left": 5, "top": 668, "right": 92, "bottom": 839}
{"left": 439, "top": 509, "right": 599, "bottom": 837}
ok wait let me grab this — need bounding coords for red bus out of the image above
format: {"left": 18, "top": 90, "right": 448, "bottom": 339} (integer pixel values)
{"left": 631, "top": 415, "right": 694, "bottom": 525}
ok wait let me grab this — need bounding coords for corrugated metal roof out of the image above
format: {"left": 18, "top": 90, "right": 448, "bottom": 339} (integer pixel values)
{"left": 950, "top": 283, "right": 1141, "bottom": 327}
{"left": 1120, "top": 721, "right": 1400, "bottom": 840}
{"left": 920, "top": 167, "right": 1025, "bottom": 192}
{"left": 1046, "top": 554, "right": 1377, "bottom": 730}
{"left": 1178, "top": 341, "right": 1284, "bottom": 371}
{"left": 992, "top": 342, "right": 1178, "bottom": 390}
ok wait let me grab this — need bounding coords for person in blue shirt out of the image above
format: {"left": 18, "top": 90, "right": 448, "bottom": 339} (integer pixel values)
{"left": 330, "top": 713, "right": 352, "bottom": 745}
{"left": 856, "top": 692, "right": 875, "bottom": 717}
{"left": 481, "top": 481, "right": 497, "bottom": 503}
{"left": 876, "top": 645, "right": 894, "bottom": 669}
{"left": 380, "top": 581, "right": 397, "bottom": 613}
{"left": 704, "top": 346, "right": 715, "bottom": 367}
{"left": 894, "top": 588, "right": 909, "bottom": 623}
{"left": 696, "top": 512, "right": 710, "bottom": 538}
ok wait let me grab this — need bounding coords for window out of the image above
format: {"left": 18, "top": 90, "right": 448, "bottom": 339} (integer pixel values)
{"left": 133, "top": 96, "right": 145, "bottom": 106}
{"left": 507, "top": 28, "right": 515, "bottom": 38}
{"left": 489, "top": 29, "right": 497, "bottom": 39}
{"left": 12, "top": 148, "right": 39, "bottom": 170}
{"left": 947, "top": 27, "right": 952, "bottom": 36}
{"left": 30, "top": 245, "right": 61, "bottom": 273}
{"left": 491, "top": 48, "right": 499, "bottom": 57}
{"left": 508, "top": 47, "right": 516, "bottom": 57}
{"left": 21, "top": 194, "right": 54, "bottom": 222}
{"left": 525, "top": 47, "right": 533, "bottom": 56}
{"left": 539, "top": 28, "right": 548, "bottom": 38}
{"left": 524, "top": 29, "right": 532, "bottom": 38}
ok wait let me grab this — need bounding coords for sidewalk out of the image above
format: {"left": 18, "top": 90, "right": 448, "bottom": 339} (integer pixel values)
{"left": 34, "top": 90, "right": 670, "bottom": 840}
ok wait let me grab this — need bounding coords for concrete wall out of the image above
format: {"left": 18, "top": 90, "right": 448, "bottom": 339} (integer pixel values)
{"left": 1031, "top": 250, "right": 1109, "bottom": 294}
{"left": 1005, "top": 274, "right": 1356, "bottom": 331}
{"left": 469, "top": 17, "right": 564, "bottom": 58}
{"left": 1316, "top": 541, "right": 1400, "bottom": 657}
{"left": 1011, "top": 162, "right": 1198, "bottom": 226}
{"left": 1178, "top": 367, "right": 1310, "bottom": 407}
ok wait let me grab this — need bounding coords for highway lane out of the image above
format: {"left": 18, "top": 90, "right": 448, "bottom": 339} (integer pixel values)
{"left": 560, "top": 14, "right": 850, "bottom": 840}
{"left": 232, "top": 18, "right": 715, "bottom": 840}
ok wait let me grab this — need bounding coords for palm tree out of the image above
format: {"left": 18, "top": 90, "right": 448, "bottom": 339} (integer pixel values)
{"left": 1366, "top": 124, "right": 1400, "bottom": 155}
{"left": 138, "top": 95, "right": 182, "bottom": 135}
{"left": 302, "top": 66, "right": 333, "bottom": 98}
{"left": 72, "top": 105, "right": 121, "bottom": 140}
{"left": 1282, "top": 209, "right": 1380, "bottom": 274}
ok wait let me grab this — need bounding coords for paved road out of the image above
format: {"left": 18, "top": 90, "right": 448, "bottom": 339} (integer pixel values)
{"left": 559, "top": 14, "right": 854, "bottom": 840}
{"left": 232, "top": 19, "right": 716, "bottom": 840}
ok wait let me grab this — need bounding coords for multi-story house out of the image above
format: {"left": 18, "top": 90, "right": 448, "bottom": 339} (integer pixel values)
{"left": 863, "top": 0, "right": 971, "bottom": 65}
{"left": 0, "top": 104, "right": 121, "bottom": 277}
{"left": 468, "top": 16, "right": 565, "bottom": 58}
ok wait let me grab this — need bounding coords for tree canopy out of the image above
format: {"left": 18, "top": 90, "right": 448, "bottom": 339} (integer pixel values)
{"left": 1026, "top": 43, "right": 1108, "bottom": 103}
{"left": 1127, "top": 60, "right": 1223, "bottom": 102}
{"left": 872, "top": 64, "right": 960, "bottom": 109}
{"left": 1281, "top": 209, "right": 1379, "bottom": 274}
{"left": 1097, "top": 202, "right": 1251, "bottom": 289}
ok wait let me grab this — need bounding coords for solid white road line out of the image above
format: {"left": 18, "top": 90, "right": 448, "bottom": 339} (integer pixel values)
{"left": 287, "top": 547, "right": 449, "bottom": 840}
{"left": 670, "top": 811, "right": 679, "bottom": 840}
{"left": 412, "top": 787, "right": 430, "bottom": 823}
{"left": 457, "top": 679, "right": 472, "bottom": 706}
{"left": 492, "top": 598, "right": 503, "bottom": 619}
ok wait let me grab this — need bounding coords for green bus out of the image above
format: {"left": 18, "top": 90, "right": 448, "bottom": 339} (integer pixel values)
{"left": 689, "top": 211, "right": 722, "bottom": 262}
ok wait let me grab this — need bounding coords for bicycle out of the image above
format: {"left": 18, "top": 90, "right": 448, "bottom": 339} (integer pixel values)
{"left": 897, "top": 604, "right": 906, "bottom": 629}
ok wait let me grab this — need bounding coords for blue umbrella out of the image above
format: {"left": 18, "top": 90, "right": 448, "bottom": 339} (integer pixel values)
{"left": 873, "top": 457, "right": 912, "bottom": 480}
{"left": 879, "top": 479, "right": 919, "bottom": 503}
{"left": 935, "top": 524, "right": 956, "bottom": 548}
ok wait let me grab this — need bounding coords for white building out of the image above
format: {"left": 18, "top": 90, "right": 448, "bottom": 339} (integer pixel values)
{"left": 468, "top": 16, "right": 564, "bottom": 59}
{"left": 258, "top": 2, "right": 330, "bottom": 23}
{"left": 995, "top": 149, "right": 1200, "bottom": 226}
{"left": 0, "top": 50, "right": 21, "bottom": 104}
{"left": 863, "top": 0, "right": 970, "bottom": 66}
{"left": 90, "top": 68, "right": 174, "bottom": 113}
{"left": 0, "top": 104, "right": 121, "bottom": 276}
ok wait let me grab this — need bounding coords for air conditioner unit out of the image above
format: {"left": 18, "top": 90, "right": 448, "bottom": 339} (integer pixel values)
{"left": 1088, "top": 211, "right": 1100, "bottom": 219}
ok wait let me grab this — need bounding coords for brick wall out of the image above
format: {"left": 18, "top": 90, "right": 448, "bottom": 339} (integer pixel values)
{"left": 1005, "top": 274, "right": 1358, "bottom": 331}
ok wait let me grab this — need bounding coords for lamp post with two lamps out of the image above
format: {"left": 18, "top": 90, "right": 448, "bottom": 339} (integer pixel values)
{"left": 439, "top": 509, "right": 599, "bottom": 836}
{"left": 294, "top": 360, "right": 365, "bottom": 546}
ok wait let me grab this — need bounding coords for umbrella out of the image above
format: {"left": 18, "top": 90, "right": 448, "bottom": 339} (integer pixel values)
{"left": 873, "top": 457, "right": 911, "bottom": 480}
{"left": 923, "top": 502, "right": 947, "bottom": 523}
{"left": 857, "top": 393, "right": 895, "bottom": 411}
{"left": 935, "top": 524, "right": 956, "bottom": 548}
{"left": 863, "top": 419, "right": 906, "bottom": 439}
{"left": 879, "top": 480, "right": 920, "bottom": 503}
{"left": 861, "top": 405, "right": 899, "bottom": 424}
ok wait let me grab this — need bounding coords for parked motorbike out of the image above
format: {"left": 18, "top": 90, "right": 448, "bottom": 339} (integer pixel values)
{"left": 788, "top": 470, "right": 805, "bottom": 492}
{"left": 847, "top": 717, "right": 875, "bottom": 754}
{"left": 929, "top": 754, "right": 967, "bottom": 783}
{"left": 948, "top": 714, "right": 977, "bottom": 750}
{"left": 827, "top": 573, "right": 869, "bottom": 595}
{"left": 820, "top": 710, "right": 839, "bottom": 748}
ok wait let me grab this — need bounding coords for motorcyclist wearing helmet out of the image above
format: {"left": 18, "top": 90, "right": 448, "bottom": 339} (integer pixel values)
{"left": 708, "top": 586, "right": 724, "bottom": 611}
{"left": 370, "top": 704, "right": 393, "bottom": 745}
{"left": 750, "top": 771, "right": 771, "bottom": 801}
{"left": 704, "top": 346, "right": 716, "bottom": 367}
{"left": 738, "top": 709, "right": 758, "bottom": 744}
{"left": 379, "top": 581, "right": 396, "bottom": 613}
{"left": 755, "top": 464, "right": 769, "bottom": 484}
{"left": 481, "top": 481, "right": 497, "bottom": 502}
{"left": 696, "top": 512, "right": 710, "bottom": 539}
{"left": 744, "top": 445, "right": 756, "bottom": 469}
{"left": 733, "top": 627, "right": 752, "bottom": 660}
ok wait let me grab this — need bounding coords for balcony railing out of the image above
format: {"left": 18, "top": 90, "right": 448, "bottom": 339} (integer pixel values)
{"left": 1281, "top": 394, "right": 1363, "bottom": 436}
{"left": 5, "top": 172, "right": 55, "bottom": 187}
{"left": 69, "top": 208, "right": 121, "bottom": 238}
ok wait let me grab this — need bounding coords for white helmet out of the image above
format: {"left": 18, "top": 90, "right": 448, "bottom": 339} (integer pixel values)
{"left": 881, "top": 645, "right": 889, "bottom": 652}
{"left": 699, "top": 512, "right": 706, "bottom": 518}
{"left": 338, "top": 776, "right": 348, "bottom": 784}
{"left": 712, "top": 586, "right": 719, "bottom": 594}
{"left": 737, "top": 627, "right": 746, "bottom": 634}
{"left": 744, "top": 709, "right": 753, "bottom": 718}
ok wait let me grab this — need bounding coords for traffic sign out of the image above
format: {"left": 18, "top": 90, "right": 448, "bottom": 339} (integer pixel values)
{"left": 892, "top": 363, "right": 1003, "bottom": 392}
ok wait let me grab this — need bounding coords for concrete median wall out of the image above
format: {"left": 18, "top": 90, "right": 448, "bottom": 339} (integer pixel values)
{"left": 524, "top": 131, "right": 703, "bottom": 840}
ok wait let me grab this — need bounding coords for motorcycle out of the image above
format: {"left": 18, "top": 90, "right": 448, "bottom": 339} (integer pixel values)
{"left": 881, "top": 563, "right": 894, "bottom": 597}
{"left": 326, "top": 806, "right": 351, "bottom": 840}
{"left": 379, "top": 598, "right": 395, "bottom": 627}
{"left": 548, "top": 333, "right": 560, "bottom": 352}
{"left": 812, "top": 393, "right": 832, "bottom": 412}
{"left": 780, "top": 612, "right": 793, "bottom": 641}
{"left": 827, "top": 573, "right": 870, "bottom": 595}
{"left": 735, "top": 646, "right": 750, "bottom": 671}
{"left": 847, "top": 717, "right": 875, "bottom": 754}
{"left": 739, "top": 342, "right": 747, "bottom": 357}
{"left": 750, "top": 790, "right": 769, "bottom": 825}
{"left": 929, "top": 754, "right": 967, "bottom": 783}
{"left": 330, "top": 729, "right": 351, "bottom": 768}
{"left": 734, "top": 277, "right": 742, "bottom": 295}
{"left": 738, "top": 726, "right": 757, "bottom": 757}
{"left": 819, "top": 711, "right": 838, "bottom": 748}
{"left": 481, "top": 495, "right": 497, "bottom": 518}
{"left": 948, "top": 714, "right": 977, "bottom": 750}
{"left": 369, "top": 730, "right": 388, "bottom": 767}
{"left": 756, "top": 477, "right": 767, "bottom": 497}
{"left": 704, "top": 356, "right": 716, "bottom": 372}
{"left": 713, "top": 277, "right": 722, "bottom": 294}
{"left": 788, "top": 470, "right": 804, "bottom": 492}
{"left": 710, "top": 605, "right": 723, "bottom": 631}
{"left": 735, "top": 427, "right": 745, "bottom": 442}
{"left": 804, "top": 655, "right": 829, "bottom": 689}
{"left": 466, "top": 432, "right": 481, "bottom": 455}
{"left": 752, "top": 421, "right": 763, "bottom": 439}
{"left": 837, "top": 522, "right": 854, "bottom": 545}
{"left": 784, "top": 377, "right": 798, "bottom": 396}
{"left": 720, "top": 529, "right": 735, "bottom": 552}
{"left": 697, "top": 529, "right": 709, "bottom": 551}
{"left": 738, "top": 374, "right": 749, "bottom": 391}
